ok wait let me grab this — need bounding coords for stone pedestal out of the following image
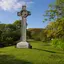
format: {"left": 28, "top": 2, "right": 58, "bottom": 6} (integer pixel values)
{"left": 16, "top": 42, "right": 32, "bottom": 49}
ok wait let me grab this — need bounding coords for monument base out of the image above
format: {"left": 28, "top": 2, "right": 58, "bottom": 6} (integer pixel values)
{"left": 16, "top": 42, "right": 32, "bottom": 49}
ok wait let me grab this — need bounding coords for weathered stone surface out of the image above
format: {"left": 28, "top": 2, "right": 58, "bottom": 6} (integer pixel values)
{"left": 16, "top": 42, "right": 32, "bottom": 49}
{"left": 16, "top": 5, "right": 32, "bottom": 49}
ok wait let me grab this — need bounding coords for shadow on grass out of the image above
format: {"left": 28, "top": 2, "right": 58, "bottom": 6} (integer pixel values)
{"left": 33, "top": 48, "right": 56, "bottom": 53}
{"left": 0, "top": 54, "right": 32, "bottom": 64}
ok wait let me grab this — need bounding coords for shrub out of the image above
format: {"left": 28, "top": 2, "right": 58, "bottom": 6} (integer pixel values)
{"left": 51, "top": 39, "right": 64, "bottom": 50}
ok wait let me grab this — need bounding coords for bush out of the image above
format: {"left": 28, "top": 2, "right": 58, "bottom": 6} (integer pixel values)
{"left": 51, "top": 39, "right": 64, "bottom": 50}
{"left": 59, "top": 39, "right": 64, "bottom": 50}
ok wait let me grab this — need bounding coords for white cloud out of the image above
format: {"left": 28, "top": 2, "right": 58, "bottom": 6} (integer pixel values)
{"left": 0, "top": 0, "right": 33, "bottom": 11}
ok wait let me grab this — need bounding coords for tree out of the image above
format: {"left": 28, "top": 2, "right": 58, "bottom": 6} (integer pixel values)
{"left": 27, "top": 28, "right": 42, "bottom": 41}
{"left": 13, "top": 20, "right": 21, "bottom": 30}
{"left": 40, "top": 29, "right": 48, "bottom": 41}
{"left": 0, "top": 20, "right": 21, "bottom": 47}
{"left": 43, "top": 0, "right": 64, "bottom": 21}
{"left": 27, "top": 30, "right": 31, "bottom": 39}
{"left": 46, "top": 18, "right": 64, "bottom": 39}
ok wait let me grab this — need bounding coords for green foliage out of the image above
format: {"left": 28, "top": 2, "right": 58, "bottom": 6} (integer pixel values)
{"left": 27, "top": 30, "right": 31, "bottom": 39}
{"left": 13, "top": 20, "right": 21, "bottom": 29}
{"left": 51, "top": 39, "right": 59, "bottom": 47}
{"left": 39, "top": 29, "right": 48, "bottom": 41}
{"left": 0, "top": 19, "right": 64, "bottom": 48}
{"left": 0, "top": 20, "right": 21, "bottom": 47}
{"left": 51, "top": 39, "right": 64, "bottom": 50}
{"left": 43, "top": 0, "right": 64, "bottom": 21}
{"left": 28, "top": 18, "right": 64, "bottom": 42}
{"left": 46, "top": 18, "right": 64, "bottom": 39}
{"left": 28, "top": 28, "right": 42, "bottom": 41}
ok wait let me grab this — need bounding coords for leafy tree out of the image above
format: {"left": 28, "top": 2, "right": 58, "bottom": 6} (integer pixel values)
{"left": 0, "top": 20, "right": 21, "bottom": 47}
{"left": 46, "top": 18, "right": 64, "bottom": 39}
{"left": 27, "top": 30, "right": 31, "bottom": 39}
{"left": 13, "top": 20, "right": 21, "bottom": 30}
{"left": 44, "top": 0, "right": 64, "bottom": 21}
{"left": 40, "top": 29, "right": 48, "bottom": 41}
{"left": 28, "top": 28, "right": 42, "bottom": 41}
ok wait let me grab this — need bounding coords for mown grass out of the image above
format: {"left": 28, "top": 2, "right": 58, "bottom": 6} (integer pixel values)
{"left": 0, "top": 41, "right": 64, "bottom": 64}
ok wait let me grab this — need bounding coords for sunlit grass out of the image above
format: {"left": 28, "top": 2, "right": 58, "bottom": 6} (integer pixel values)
{"left": 0, "top": 41, "right": 64, "bottom": 64}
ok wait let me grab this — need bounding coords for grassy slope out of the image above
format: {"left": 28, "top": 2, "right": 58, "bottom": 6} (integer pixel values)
{"left": 0, "top": 41, "right": 64, "bottom": 64}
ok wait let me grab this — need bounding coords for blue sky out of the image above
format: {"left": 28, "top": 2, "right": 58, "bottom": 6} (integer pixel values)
{"left": 0, "top": 0, "right": 55, "bottom": 28}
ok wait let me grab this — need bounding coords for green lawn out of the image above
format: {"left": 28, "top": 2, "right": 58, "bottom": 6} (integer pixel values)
{"left": 0, "top": 41, "right": 64, "bottom": 64}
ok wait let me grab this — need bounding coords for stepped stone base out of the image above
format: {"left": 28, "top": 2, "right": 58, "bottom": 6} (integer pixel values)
{"left": 16, "top": 42, "right": 32, "bottom": 49}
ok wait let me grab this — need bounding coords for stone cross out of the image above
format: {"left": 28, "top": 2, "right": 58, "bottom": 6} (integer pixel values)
{"left": 17, "top": 5, "right": 31, "bottom": 42}
{"left": 16, "top": 5, "right": 32, "bottom": 48}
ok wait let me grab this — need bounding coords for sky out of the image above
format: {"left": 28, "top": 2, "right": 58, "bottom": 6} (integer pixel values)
{"left": 0, "top": 0, "right": 55, "bottom": 28}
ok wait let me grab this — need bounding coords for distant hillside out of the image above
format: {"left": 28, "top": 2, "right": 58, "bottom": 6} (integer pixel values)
{"left": 27, "top": 28, "right": 44, "bottom": 31}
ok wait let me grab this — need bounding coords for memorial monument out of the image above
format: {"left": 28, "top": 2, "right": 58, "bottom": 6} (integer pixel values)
{"left": 16, "top": 5, "right": 32, "bottom": 48}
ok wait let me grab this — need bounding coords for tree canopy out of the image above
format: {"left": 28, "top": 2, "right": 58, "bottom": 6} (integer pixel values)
{"left": 43, "top": 0, "right": 64, "bottom": 21}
